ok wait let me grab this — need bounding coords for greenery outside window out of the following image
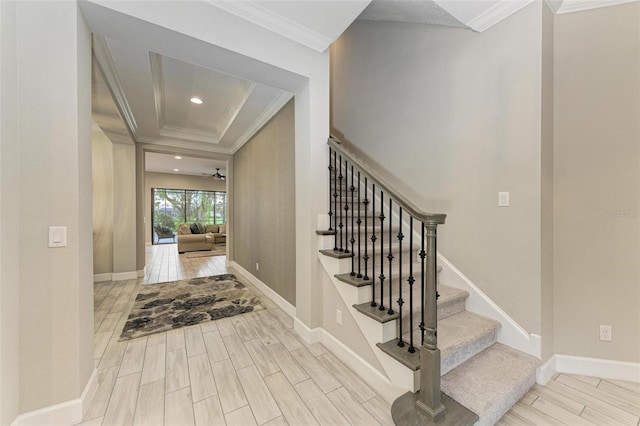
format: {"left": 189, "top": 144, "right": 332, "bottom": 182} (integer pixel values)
{"left": 152, "top": 188, "right": 226, "bottom": 244}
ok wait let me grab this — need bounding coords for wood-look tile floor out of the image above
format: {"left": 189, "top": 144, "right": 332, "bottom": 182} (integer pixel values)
{"left": 83, "top": 244, "right": 639, "bottom": 426}
{"left": 82, "top": 244, "right": 395, "bottom": 426}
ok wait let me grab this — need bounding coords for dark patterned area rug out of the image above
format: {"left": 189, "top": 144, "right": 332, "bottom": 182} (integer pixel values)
{"left": 120, "top": 274, "right": 262, "bottom": 341}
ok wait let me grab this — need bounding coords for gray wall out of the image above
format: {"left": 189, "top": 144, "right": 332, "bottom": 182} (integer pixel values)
{"left": 2, "top": 1, "right": 94, "bottom": 415}
{"left": 233, "top": 100, "right": 296, "bottom": 305}
{"left": 144, "top": 171, "right": 227, "bottom": 244}
{"left": 332, "top": 3, "right": 544, "bottom": 334}
{"left": 553, "top": 2, "right": 640, "bottom": 362}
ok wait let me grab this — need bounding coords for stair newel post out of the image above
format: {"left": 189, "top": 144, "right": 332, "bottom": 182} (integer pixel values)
{"left": 378, "top": 190, "right": 386, "bottom": 311}
{"left": 397, "top": 207, "right": 404, "bottom": 347}
{"left": 408, "top": 216, "right": 415, "bottom": 353}
{"left": 356, "top": 171, "right": 362, "bottom": 278}
{"left": 338, "top": 156, "right": 344, "bottom": 252}
{"left": 387, "top": 199, "right": 394, "bottom": 315}
{"left": 370, "top": 183, "right": 377, "bottom": 307}
{"left": 349, "top": 165, "right": 355, "bottom": 271}
{"left": 333, "top": 150, "right": 338, "bottom": 250}
{"left": 417, "top": 220, "right": 446, "bottom": 421}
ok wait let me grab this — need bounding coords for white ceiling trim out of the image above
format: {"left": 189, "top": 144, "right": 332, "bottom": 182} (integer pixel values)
{"left": 229, "top": 90, "right": 293, "bottom": 154}
{"left": 149, "top": 53, "right": 166, "bottom": 129}
{"left": 218, "top": 82, "right": 257, "bottom": 143}
{"left": 159, "top": 124, "right": 220, "bottom": 143}
{"left": 553, "top": 0, "right": 638, "bottom": 14}
{"left": 137, "top": 135, "right": 233, "bottom": 154}
{"left": 463, "top": 0, "right": 534, "bottom": 32}
{"left": 204, "top": 0, "right": 332, "bottom": 52}
{"left": 93, "top": 35, "right": 139, "bottom": 138}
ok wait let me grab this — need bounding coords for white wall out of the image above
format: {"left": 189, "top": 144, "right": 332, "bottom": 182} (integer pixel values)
{"left": 331, "top": 3, "right": 544, "bottom": 334}
{"left": 0, "top": 1, "right": 20, "bottom": 423}
{"left": 553, "top": 2, "right": 640, "bottom": 363}
{"left": 10, "top": 1, "right": 93, "bottom": 416}
{"left": 92, "top": 129, "right": 114, "bottom": 275}
{"left": 144, "top": 171, "right": 226, "bottom": 244}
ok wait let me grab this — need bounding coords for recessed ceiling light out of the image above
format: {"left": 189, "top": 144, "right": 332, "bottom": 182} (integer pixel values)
{"left": 174, "top": 156, "right": 182, "bottom": 160}
{"left": 173, "top": 168, "right": 180, "bottom": 172}
{"left": 190, "top": 97, "right": 203, "bottom": 105}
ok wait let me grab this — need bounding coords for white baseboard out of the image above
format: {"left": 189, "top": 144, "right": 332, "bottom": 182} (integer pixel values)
{"left": 437, "top": 253, "right": 542, "bottom": 358}
{"left": 112, "top": 271, "right": 138, "bottom": 281}
{"left": 294, "top": 318, "right": 403, "bottom": 404}
{"left": 227, "top": 261, "right": 296, "bottom": 319}
{"left": 538, "top": 354, "right": 640, "bottom": 385}
{"left": 94, "top": 270, "right": 140, "bottom": 282}
{"left": 93, "top": 273, "right": 112, "bottom": 283}
{"left": 12, "top": 368, "right": 98, "bottom": 426}
{"left": 137, "top": 267, "right": 146, "bottom": 278}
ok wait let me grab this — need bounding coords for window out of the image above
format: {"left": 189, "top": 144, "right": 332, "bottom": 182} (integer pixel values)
{"left": 152, "top": 188, "right": 227, "bottom": 244}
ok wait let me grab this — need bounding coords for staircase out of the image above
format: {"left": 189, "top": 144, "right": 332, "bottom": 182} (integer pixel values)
{"left": 317, "top": 136, "right": 539, "bottom": 425}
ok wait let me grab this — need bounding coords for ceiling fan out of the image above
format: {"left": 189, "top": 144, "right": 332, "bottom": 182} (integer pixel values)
{"left": 202, "top": 168, "right": 226, "bottom": 181}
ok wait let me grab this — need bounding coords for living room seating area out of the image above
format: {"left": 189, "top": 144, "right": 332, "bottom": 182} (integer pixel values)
{"left": 177, "top": 223, "right": 226, "bottom": 253}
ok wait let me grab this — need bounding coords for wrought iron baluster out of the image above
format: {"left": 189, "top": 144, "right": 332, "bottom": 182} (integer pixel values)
{"left": 333, "top": 150, "right": 338, "bottom": 250}
{"left": 349, "top": 165, "right": 355, "bottom": 267}
{"left": 408, "top": 217, "right": 416, "bottom": 353}
{"left": 338, "top": 156, "right": 344, "bottom": 252}
{"left": 397, "top": 207, "right": 404, "bottom": 347}
{"left": 363, "top": 177, "right": 370, "bottom": 282}
{"left": 343, "top": 160, "right": 350, "bottom": 254}
{"left": 378, "top": 190, "right": 386, "bottom": 311}
{"left": 328, "top": 149, "right": 333, "bottom": 231}
{"left": 420, "top": 222, "right": 426, "bottom": 344}
{"left": 370, "top": 184, "right": 377, "bottom": 307}
{"left": 356, "top": 171, "right": 362, "bottom": 278}
{"left": 387, "top": 199, "right": 394, "bottom": 315}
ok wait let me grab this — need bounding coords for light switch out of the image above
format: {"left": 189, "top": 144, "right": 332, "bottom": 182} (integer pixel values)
{"left": 48, "top": 226, "right": 67, "bottom": 247}
{"left": 498, "top": 192, "right": 510, "bottom": 207}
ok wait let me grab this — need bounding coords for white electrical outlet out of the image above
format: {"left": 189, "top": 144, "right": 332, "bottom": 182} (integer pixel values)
{"left": 498, "top": 191, "right": 510, "bottom": 207}
{"left": 336, "top": 309, "right": 343, "bottom": 325}
{"left": 256, "top": 263, "right": 259, "bottom": 271}
{"left": 600, "top": 325, "right": 612, "bottom": 341}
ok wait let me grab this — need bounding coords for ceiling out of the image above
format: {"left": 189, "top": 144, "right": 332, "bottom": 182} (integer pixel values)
{"left": 90, "top": 0, "right": 629, "bottom": 176}
{"left": 145, "top": 152, "right": 227, "bottom": 177}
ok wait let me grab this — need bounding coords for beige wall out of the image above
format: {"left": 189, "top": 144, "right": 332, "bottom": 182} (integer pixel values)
{"left": 331, "top": 3, "right": 544, "bottom": 334}
{"left": 92, "top": 130, "right": 138, "bottom": 276}
{"left": 92, "top": 129, "right": 114, "bottom": 274}
{"left": 233, "top": 100, "right": 296, "bottom": 305}
{"left": 144, "top": 171, "right": 227, "bottom": 244}
{"left": 540, "top": 3, "right": 555, "bottom": 362}
{"left": 553, "top": 2, "right": 640, "bottom": 362}
{"left": 0, "top": 1, "right": 20, "bottom": 423}
{"left": 12, "top": 1, "right": 94, "bottom": 414}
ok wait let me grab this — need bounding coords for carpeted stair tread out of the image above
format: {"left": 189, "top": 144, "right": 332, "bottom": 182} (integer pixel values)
{"left": 441, "top": 343, "right": 539, "bottom": 426}
{"left": 403, "top": 311, "right": 500, "bottom": 375}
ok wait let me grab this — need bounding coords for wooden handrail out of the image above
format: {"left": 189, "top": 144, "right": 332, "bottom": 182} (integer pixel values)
{"left": 328, "top": 136, "right": 446, "bottom": 225}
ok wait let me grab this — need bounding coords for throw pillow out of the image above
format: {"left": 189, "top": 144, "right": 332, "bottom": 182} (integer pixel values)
{"left": 219, "top": 224, "right": 226, "bottom": 234}
{"left": 197, "top": 223, "right": 205, "bottom": 234}
{"left": 190, "top": 223, "right": 200, "bottom": 234}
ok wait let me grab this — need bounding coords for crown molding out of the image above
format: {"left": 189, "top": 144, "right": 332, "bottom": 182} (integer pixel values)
{"left": 149, "top": 52, "right": 166, "bottom": 129}
{"left": 218, "top": 82, "right": 256, "bottom": 142}
{"left": 92, "top": 35, "right": 139, "bottom": 138}
{"left": 204, "top": 0, "right": 332, "bottom": 52}
{"left": 159, "top": 124, "right": 219, "bottom": 143}
{"left": 137, "top": 135, "right": 232, "bottom": 154}
{"left": 553, "top": 0, "right": 638, "bottom": 14}
{"left": 229, "top": 90, "right": 293, "bottom": 154}
{"left": 466, "top": 0, "right": 535, "bottom": 32}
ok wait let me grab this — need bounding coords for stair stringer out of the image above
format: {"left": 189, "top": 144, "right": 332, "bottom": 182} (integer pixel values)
{"left": 317, "top": 248, "right": 420, "bottom": 395}
{"left": 437, "top": 253, "right": 542, "bottom": 360}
